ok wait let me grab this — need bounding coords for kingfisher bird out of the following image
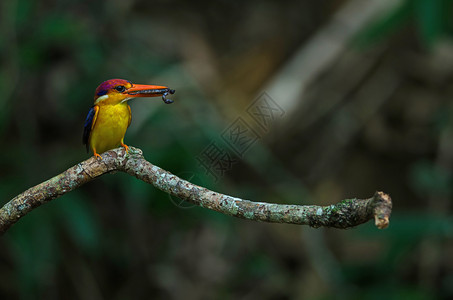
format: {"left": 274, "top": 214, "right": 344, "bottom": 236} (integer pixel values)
{"left": 83, "top": 78, "right": 175, "bottom": 159}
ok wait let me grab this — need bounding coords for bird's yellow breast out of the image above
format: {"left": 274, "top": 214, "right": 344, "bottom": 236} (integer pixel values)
{"left": 89, "top": 103, "right": 131, "bottom": 154}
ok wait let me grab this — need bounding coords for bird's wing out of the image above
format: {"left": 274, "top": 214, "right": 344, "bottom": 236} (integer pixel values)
{"left": 82, "top": 105, "right": 99, "bottom": 153}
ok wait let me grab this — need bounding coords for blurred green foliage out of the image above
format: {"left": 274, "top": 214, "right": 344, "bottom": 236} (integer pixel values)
{"left": 356, "top": 0, "right": 453, "bottom": 47}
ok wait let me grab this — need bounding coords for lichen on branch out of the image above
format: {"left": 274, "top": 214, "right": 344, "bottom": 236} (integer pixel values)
{"left": 0, "top": 147, "right": 392, "bottom": 235}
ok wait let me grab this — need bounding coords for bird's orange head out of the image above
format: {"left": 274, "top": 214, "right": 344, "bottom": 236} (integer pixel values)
{"left": 94, "top": 78, "right": 175, "bottom": 105}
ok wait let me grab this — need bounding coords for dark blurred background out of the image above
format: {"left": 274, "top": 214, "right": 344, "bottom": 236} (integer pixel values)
{"left": 1, "top": 0, "right": 453, "bottom": 299}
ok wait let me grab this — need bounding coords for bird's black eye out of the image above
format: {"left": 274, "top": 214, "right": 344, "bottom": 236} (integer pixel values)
{"left": 115, "top": 85, "right": 126, "bottom": 92}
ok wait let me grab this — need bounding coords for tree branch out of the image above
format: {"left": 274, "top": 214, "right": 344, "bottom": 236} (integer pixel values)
{"left": 0, "top": 147, "right": 392, "bottom": 235}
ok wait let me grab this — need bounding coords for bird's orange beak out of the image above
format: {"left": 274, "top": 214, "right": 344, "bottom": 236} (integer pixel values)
{"left": 126, "top": 84, "right": 175, "bottom": 104}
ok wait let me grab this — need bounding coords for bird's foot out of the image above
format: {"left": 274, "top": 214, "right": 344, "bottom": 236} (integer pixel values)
{"left": 94, "top": 152, "right": 102, "bottom": 160}
{"left": 121, "top": 143, "right": 130, "bottom": 153}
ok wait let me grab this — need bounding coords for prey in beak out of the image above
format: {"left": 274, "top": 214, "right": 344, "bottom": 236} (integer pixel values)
{"left": 126, "top": 84, "right": 176, "bottom": 104}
